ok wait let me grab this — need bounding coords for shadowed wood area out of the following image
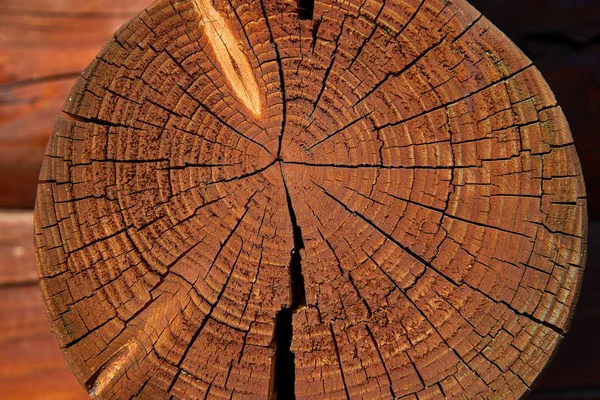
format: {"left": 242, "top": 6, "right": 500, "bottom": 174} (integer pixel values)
{"left": 34, "top": 0, "right": 587, "bottom": 399}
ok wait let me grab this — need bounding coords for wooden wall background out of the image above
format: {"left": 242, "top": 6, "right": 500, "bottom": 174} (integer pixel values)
{"left": 0, "top": 0, "right": 597, "bottom": 398}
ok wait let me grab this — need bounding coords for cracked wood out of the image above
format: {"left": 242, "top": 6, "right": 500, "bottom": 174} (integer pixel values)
{"left": 191, "top": 0, "right": 263, "bottom": 117}
{"left": 34, "top": 0, "right": 587, "bottom": 399}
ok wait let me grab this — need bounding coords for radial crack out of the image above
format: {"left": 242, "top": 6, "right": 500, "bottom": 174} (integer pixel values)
{"left": 269, "top": 307, "right": 296, "bottom": 400}
{"left": 282, "top": 167, "right": 307, "bottom": 310}
{"left": 165, "top": 193, "right": 255, "bottom": 395}
{"left": 297, "top": 0, "right": 314, "bottom": 20}
{"left": 33, "top": 0, "right": 586, "bottom": 398}
{"left": 257, "top": 0, "right": 288, "bottom": 159}
{"left": 329, "top": 324, "right": 351, "bottom": 399}
{"left": 269, "top": 164, "right": 307, "bottom": 400}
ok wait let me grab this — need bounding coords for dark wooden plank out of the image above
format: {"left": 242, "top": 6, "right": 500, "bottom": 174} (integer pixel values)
{"left": 0, "top": 210, "right": 86, "bottom": 398}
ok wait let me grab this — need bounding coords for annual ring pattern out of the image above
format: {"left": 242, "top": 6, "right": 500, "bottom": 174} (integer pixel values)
{"left": 35, "top": 0, "right": 587, "bottom": 399}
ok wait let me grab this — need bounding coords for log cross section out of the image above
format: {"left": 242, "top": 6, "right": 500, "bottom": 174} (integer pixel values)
{"left": 34, "top": 0, "right": 587, "bottom": 399}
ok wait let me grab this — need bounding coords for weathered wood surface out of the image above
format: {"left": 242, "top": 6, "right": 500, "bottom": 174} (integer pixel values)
{"left": 2, "top": 0, "right": 599, "bottom": 220}
{"left": 467, "top": 0, "right": 600, "bottom": 220}
{"left": 0, "top": 213, "right": 596, "bottom": 399}
{"left": 0, "top": 0, "right": 150, "bottom": 209}
{"left": 530, "top": 219, "right": 600, "bottom": 394}
{"left": 33, "top": 0, "right": 588, "bottom": 399}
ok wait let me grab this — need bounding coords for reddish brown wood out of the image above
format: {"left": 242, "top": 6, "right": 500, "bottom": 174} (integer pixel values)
{"left": 0, "top": 216, "right": 594, "bottom": 400}
{"left": 0, "top": 0, "right": 150, "bottom": 209}
{"left": 0, "top": 285, "right": 87, "bottom": 400}
{"left": 0, "top": 217, "right": 88, "bottom": 400}
{"left": 467, "top": 0, "right": 600, "bottom": 221}
{"left": 0, "top": 212, "right": 38, "bottom": 285}
{"left": 34, "top": 0, "right": 587, "bottom": 399}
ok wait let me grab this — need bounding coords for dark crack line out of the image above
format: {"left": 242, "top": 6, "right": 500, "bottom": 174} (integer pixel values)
{"left": 406, "top": 351, "right": 426, "bottom": 390}
{"left": 305, "top": 110, "right": 375, "bottom": 151}
{"left": 179, "top": 85, "right": 271, "bottom": 155}
{"left": 317, "top": 227, "right": 372, "bottom": 317}
{"left": 363, "top": 247, "right": 492, "bottom": 392}
{"left": 67, "top": 196, "right": 240, "bottom": 350}
{"left": 365, "top": 325, "right": 396, "bottom": 398}
{"left": 166, "top": 193, "right": 255, "bottom": 395}
{"left": 442, "top": 212, "right": 531, "bottom": 239}
{"left": 438, "top": 382, "right": 448, "bottom": 399}
{"left": 63, "top": 111, "right": 128, "bottom": 129}
{"left": 352, "top": 32, "right": 449, "bottom": 107}
{"left": 141, "top": 44, "right": 272, "bottom": 155}
{"left": 329, "top": 324, "right": 351, "bottom": 400}
{"left": 394, "top": 0, "right": 426, "bottom": 40}
{"left": 204, "top": 159, "right": 278, "bottom": 186}
{"left": 166, "top": 245, "right": 244, "bottom": 394}
{"left": 269, "top": 164, "right": 307, "bottom": 400}
{"left": 316, "top": 183, "right": 564, "bottom": 336}
{"left": 308, "top": 15, "right": 347, "bottom": 118}
{"left": 384, "top": 188, "right": 533, "bottom": 240}
{"left": 202, "top": 191, "right": 258, "bottom": 281}
{"left": 281, "top": 166, "right": 307, "bottom": 310}
{"left": 374, "top": 63, "right": 533, "bottom": 132}
{"left": 257, "top": 0, "right": 288, "bottom": 159}
{"left": 282, "top": 160, "right": 453, "bottom": 170}
{"left": 127, "top": 377, "right": 151, "bottom": 400}
{"left": 347, "top": 3, "right": 385, "bottom": 70}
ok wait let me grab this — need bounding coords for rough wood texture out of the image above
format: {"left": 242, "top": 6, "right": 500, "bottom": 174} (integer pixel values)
{"left": 467, "top": 0, "right": 600, "bottom": 221}
{"left": 34, "top": 0, "right": 587, "bottom": 399}
{"left": 5, "top": 217, "right": 597, "bottom": 400}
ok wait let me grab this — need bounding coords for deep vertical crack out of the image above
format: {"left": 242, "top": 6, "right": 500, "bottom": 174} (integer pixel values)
{"left": 282, "top": 168, "right": 307, "bottom": 310}
{"left": 269, "top": 164, "right": 307, "bottom": 400}
{"left": 365, "top": 325, "right": 396, "bottom": 398}
{"left": 270, "top": 308, "right": 295, "bottom": 400}
{"left": 267, "top": 0, "right": 308, "bottom": 391}
{"left": 298, "top": 0, "right": 314, "bottom": 20}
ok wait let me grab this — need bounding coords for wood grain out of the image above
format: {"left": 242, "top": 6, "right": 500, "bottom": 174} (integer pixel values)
{"left": 0, "top": 283, "right": 87, "bottom": 400}
{"left": 0, "top": 212, "right": 594, "bottom": 399}
{"left": 0, "top": 212, "right": 37, "bottom": 286}
{"left": 34, "top": 0, "right": 587, "bottom": 399}
{"left": 0, "top": 0, "right": 150, "bottom": 209}
{"left": 468, "top": 0, "right": 600, "bottom": 221}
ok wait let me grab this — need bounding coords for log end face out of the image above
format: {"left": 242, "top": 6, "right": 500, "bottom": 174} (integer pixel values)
{"left": 33, "top": 0, "right": 587, "bottom": 399}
